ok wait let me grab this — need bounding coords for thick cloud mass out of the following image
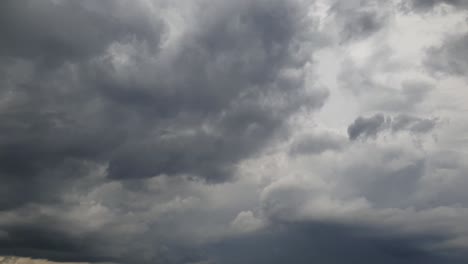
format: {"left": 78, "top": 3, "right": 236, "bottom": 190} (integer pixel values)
{"left": 0, "top": 0, "right": 325, "bottom": 203}
{"left": 206, "top": 222, "right": 467, "bottom": 264}
{"left": 1, "top": 0, "right": 468, "bottom": 263}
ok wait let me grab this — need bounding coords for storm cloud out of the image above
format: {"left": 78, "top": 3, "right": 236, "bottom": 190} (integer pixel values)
{"left": 0, "top": 0, "right": 327, "bottom": 208}
{"left": 1, "top": 0, "right": 468, "bottom": 263}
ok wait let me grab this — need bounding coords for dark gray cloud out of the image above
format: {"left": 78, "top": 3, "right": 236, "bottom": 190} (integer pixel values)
{"left": 0, "top": 0, "right": 327, "bottom": 207}
{"left": 347, "top": 114, "right": 389, "bottom": 140}
{"left": 348, "top": 114, "right": 437, "bottom": 140}
{"left": 0, "top": 0, "right": 328, "bottom": 262}
{"left": 0, "top": 0, "right": 165, "bottom": 210}
{"left": 1, "top": 0, "right": 467, "bottom": 263}
{"left": 0, "top": 219, "right": 200, "bottom": 264}
{"left": 0, "top": 0, "right": 163, "bottom": 65}
{"left": 5, "top": 219, "right": 467, "bottom": 264}
{"left": 205, "top": 222, "right": 467, "bottom": 264}
{"left": 0, "top": 225, "right": 110, "bottom": 263}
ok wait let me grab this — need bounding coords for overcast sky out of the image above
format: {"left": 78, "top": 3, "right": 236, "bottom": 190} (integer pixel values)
{"left": 1, "top": 0, "right": 468, "bottom": 263}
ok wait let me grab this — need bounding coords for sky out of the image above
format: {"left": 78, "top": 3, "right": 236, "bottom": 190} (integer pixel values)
{"left": 0, "top": 0, "right": 468, "bottom": 263}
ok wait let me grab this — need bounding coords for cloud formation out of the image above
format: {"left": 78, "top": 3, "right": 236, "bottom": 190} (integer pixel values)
{"left": 348, "top": 114, "right": 437, "bottom": 140}
{"left": 1, "top": 0, "right": 468, "bottom": 263}
{"left": 0, "top": 0, "right": 327, "bottom": 210}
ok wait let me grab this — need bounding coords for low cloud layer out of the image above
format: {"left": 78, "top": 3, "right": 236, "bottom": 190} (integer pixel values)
{"left": 1, "top": 0, "right": 468, "bottom": 263}
{"left": 0, "top": 256, "right": 90, "bottom": 264}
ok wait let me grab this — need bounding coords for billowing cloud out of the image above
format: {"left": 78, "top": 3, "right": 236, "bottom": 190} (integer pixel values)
{"left": 1, "top": 0, "right": 468, "bottom": 263}
{"left": 0, "top": 0, "right": 327, "bottom": 210}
